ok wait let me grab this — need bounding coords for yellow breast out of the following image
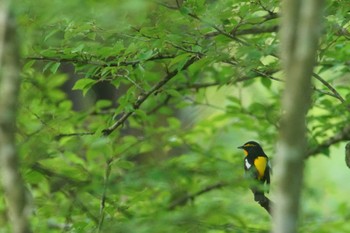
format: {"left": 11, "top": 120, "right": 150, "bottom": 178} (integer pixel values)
{"left": 254, "top": 156, "right": 267, "bottom": 179}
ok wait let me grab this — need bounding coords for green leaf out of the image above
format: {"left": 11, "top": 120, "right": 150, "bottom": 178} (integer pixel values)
{"left": 320, "top": 147, "right": 330, "bottom": 156}
{"left": 42, "top": 61, "right": 53, "bottom": 73}
{"left": 72, "top": 78, "right": 96, "bottom": 95}
{"left": 169, "top": 53, "right": 191, "bottom": 72}
{"left": 50, "top": 62, "right": 60, "bottom": 74}
{"left": 117, "top": 160, "right": 135, "bottom": 169}
{"left": 261, "top": 77, "right": 272, "bottom": 89}
{"left": 87, "top": 32, "right": 96, "bottom": 40}
{"left": 166, "top": 89, "right": 182, "bottom": 98}
{"left": 23, "top": 60, "right": 35, "bottom": 70}
{"left": 227, "top": 96, "right": 241, "bottom": 106}
{"left": 71, "top": 44, "right": 85, "bottom": 53}
{"left": 179, "top": 6, "right": 191, "bottom": 15}
{"left": 134, "top": 109, "right": 147, "bottom": 120}
{"left": 44, "top": 29, "right": 59, "bottom": 41}
{"left": 96, "top": 100, "right": 112, "bottom": 109}
{"left": 138, "top": 50, "right": 154, "bottom": 60}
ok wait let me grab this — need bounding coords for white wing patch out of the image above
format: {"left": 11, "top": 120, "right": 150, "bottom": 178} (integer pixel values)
{"left": 245, "top": 158, "right": 251, "bottom": 169}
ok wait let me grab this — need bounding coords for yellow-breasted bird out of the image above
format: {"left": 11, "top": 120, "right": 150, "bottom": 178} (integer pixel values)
{"left": 238, "top": 141, "right": 271, "bottom": 202}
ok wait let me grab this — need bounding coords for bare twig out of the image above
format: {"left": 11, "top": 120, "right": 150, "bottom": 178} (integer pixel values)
{"left": 166, "top": 41, "right": 205, "bottom": 55}
{"left": 312, "top": 72, "right": 345, "bottom": 103}
{"left": 312, "top": 87, "right": 341, "bottom": 99}
{"left": 176, "top": 82, "right": 223, "bottom": 91}
{"left": 55, "top": 132, "right": 95, "bottom": 140}
{"left": 257, "top": 0, "right": 276, "bottom": 15}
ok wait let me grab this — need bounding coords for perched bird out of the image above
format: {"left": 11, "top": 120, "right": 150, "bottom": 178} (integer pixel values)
{"left": 238, "top": 141, "right": 271, "bottom": 202}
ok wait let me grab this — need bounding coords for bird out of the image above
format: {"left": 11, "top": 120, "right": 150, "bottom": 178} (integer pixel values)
{"left": 238, "top": 141, "right": 271, "bottom": 202}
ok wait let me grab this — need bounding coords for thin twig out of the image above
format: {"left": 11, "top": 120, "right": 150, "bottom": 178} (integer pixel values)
{"left": 101, "top": 56, "right": 199, "bottom": 136}
{"left": 312, "top": 72, "right": 345, "bottom": 103}
{"left": 176, "top": 82, "right": 223, "bottom": 91}
{"left": 31, "top": 163, "right": 90, "bottom": 187}
{"left": 147, "top": 95, "right": 172, "bottom": 115}
{"left": 184, "top": 97, "right": 226, "bottom": 111}
{"left": 55, "top": 132, "right": 95, "bottom": 140}
{"left": 233, "top": 25, "right": 278, "bottom": 36}
{"left": 257, "top": 0, "right": 276, "bottom": 15}
{"left": 97, "top": 159, "right": 112, "bottom": 233}
{"left": 188, "top": 13, "right": 249, "bottom": 46}
{"left": 26, "top": 54, "right": 174, "bottom": 68}
{"left": 313, "top": 87, "right": 341, "bottom": 99}
{"left": 62, "top": 190, "right": 99, "bottom": 224}
{"left": 168, "top": 182, "right": 227, "bottom": 210}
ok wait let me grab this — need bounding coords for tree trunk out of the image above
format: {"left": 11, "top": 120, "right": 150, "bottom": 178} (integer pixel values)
{"left": 273, "top": 1, "right": 324, "bottom": 233}
{"left": 0, "top": 1, "right": 31, "bottom": 232}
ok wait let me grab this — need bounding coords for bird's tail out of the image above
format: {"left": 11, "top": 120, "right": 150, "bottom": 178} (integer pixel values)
{"left": 253, "top": 190, "right": 265, "bottom": 202}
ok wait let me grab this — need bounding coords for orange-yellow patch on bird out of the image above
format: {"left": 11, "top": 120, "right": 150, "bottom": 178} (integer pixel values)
{"left": 254, "top": 156, "right": 267, "bottom": 180}
{"left": 245, "top": 143, "right": 254, "bottom": 147}
{"left": 243, "top": 149, "right": 248, "bottom": 156}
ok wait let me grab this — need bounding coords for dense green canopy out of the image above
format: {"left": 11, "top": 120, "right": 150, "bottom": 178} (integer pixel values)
{"left": 1, "top": 0, "right": 349, "bottom": 232}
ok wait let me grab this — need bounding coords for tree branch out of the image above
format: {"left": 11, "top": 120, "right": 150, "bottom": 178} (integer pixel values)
{"left": 167, "top": 182, "right": 227, "bottom": 210}
{"left": 187, "top": 12, "right": 249, "bottom": 45}
{"left": 31, "top": 163, "right": 90, "bottom": 189}
{"left": 26, "top": 54, "right": 174, "bottom": 68}
{"left": 312, "top": 72, "right": 345, "bottom": 103}
{"left": 167, "top": 180, "right": 273, "bottom": 216}
{"left": 101, "top": 56, "right": 199, "bottom": 136}
{"left": 205, "top": 25, "right": 279, "bottom": 38}
{"left": 233, "top": 25, "right": 279, "bottom": 36}
{"left": 307, "top": 125, "right": 350, "bottom": 157}
{"left": 55, "top": 132, "right": 95, "bottom": 140}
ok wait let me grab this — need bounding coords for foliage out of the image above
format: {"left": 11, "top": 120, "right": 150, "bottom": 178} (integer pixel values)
{"left": 1, "top": 0, "right": 349, "bottom": 232}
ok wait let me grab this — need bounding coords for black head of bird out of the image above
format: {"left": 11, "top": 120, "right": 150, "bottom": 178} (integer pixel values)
{"left": 237, "top": 141, "right": 266, "bottom": 157}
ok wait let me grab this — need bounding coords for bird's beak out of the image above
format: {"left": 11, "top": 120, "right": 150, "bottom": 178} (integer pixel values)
{"left": 237, "top": 145, "right": 244, "bottom": 149}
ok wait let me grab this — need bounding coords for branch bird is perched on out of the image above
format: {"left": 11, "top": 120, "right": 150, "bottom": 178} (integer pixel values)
{"left": 238, "top": 141, "right": 271, "bottom": 203}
